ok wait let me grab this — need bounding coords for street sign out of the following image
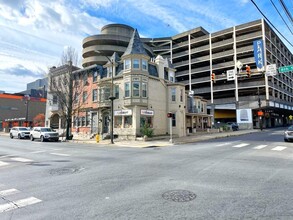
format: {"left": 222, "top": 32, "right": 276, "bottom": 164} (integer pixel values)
{"left": 226, "top": 69, "right": 236, "bottom": 81}
{"left": 189, "top": 90, "right": 194, "bottom": 96}
{"left": 279, "top": 65, "right": 293, "bottom": 73}
{"left": 266, "top": 64, "right": 277, "bottom": 76}
{"left": 236, "top": 61, "right": 243, "bottom": 69}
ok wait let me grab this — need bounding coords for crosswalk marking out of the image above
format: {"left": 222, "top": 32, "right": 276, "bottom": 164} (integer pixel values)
{"left": 0, "top": 188, "right": 19, "bottom": 196}
{"left": 10, "top": 157, "right": 33, "bottom": 163}
{"left": 50, "top": 153, "right": 70, "bottom": 157}
{"left": 0, "top": 197, "right": 42, "bottom": 213}
{"left": 232, "top": 143, "right": 250, "bottom": 148}
{"left": 271, "top": 146, "right": 287, "bottom": 151}
{"left": 0, "top": 161, "right": 9, "bottom": 167}
{"left": 253, "top": 145, "right": 268, "bottom": 150}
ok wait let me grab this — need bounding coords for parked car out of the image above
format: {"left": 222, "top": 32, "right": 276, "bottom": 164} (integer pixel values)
{"left": 226, "top": 122, "right": 239, "bottom": 131}
{"left": 284, "top": 125, "right": 293, "bottom": 142}
{"left": 30, "top": 127, "right": 59, "bottom": 142}
{"left": 9, "top": 127, "right": 30, "bottom": 139}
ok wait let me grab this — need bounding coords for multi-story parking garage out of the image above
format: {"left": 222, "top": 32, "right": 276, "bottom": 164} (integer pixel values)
{"left": 82, "top": 19, "right": 293, "bottom": 129}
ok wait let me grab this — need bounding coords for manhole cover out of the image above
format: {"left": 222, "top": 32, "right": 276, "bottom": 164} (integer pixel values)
{"left": 49, "top": 167, "right": 84, "bottom": 175}
{"left": 162, "top": 190, "right": 196, "bottom": 202}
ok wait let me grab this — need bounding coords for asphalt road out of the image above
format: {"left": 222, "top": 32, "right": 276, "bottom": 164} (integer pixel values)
{"left": 0, "top": 128, "right": 292, "bottom": 220}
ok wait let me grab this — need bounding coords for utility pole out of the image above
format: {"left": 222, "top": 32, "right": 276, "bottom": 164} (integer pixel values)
{"left": 258, "top": 87, "right": 263, "bottom": 131}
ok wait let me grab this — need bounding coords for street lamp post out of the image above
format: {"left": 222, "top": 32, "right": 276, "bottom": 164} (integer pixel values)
{"left": 95, "top": 50, "right": 115, "bottom": 144}
{"left": 24, "top": 95, "right": 30, "bottom": 127}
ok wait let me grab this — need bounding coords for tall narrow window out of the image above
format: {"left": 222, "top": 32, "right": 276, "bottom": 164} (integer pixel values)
{"left": 93, "top": 71, "right": 98, "bottom": 82}
{"left": 124, "top": 59, "right": 131, "bottom": 70}
{"left": 132, "top": 82, "right": 140, "bottom": 97}
{"left": 172, "top": 113, "right": 176, "bottom": 127}
{"left": 92, "top": 89, "right": 98, "bottom": 101}
{"left": 83, "top": 91, "right": 88, "bottom": 103}
{"left": 142, "top": 82, "right": 147, "bottom": 98}
{"left": 180, "top": 89, "right": 183, "bottom": 102}
{"left": 107, "top": 67, "right": 112, "bottom": 78}
{"left": 133, "top": 59, "right": 139, "bottom": 69}
{"left": 114, "top": 85, "right": 119, "bottom": 99}
{"left": 52, "top": 95, "right": 58, "bottom": 104}
{"left": 83, "top": 74, "right": 88, "bottom": 86}
{"left": 142, "top": 59, "right": 147, "bottom": 70}
{"left": 171, "top": 88, "right": 176, "bottom": 102}
{"left": 125, "top": 82, "right": 130, "bottom": 97}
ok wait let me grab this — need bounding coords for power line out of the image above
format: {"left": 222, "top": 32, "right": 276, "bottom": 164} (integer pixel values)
{"left": 278, "top": 0, "right": 293, "bottom": 26}
{"left": 270, "top": 0, "right": 293, "bottom": 35}
{"left": 250, "top": 0, "right": 293, "bottom": 48}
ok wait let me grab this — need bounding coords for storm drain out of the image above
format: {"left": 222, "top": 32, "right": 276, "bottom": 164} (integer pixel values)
{"left": 49, "top": 166, "right": 84, "bottom": 176}
{"left": 162, "top": 190, "right": 196, "bottom": 202}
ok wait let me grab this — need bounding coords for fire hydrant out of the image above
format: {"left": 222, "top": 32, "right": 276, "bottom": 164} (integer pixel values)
{"left": 95, "top": 134, "right": 100, "bottom": 143}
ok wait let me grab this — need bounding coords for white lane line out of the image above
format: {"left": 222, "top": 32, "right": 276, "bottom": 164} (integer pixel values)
{"left": 11, "top": 157, "right": 33, "bottom": 162}
{"left": 50, "top": 153, "right": 70, "bottom": 157}
{"left": 0, "top": 161, "right": 9, "bottom": 167}
{"left": 253, "top": 145, "right": 268, "bottom": 150}
{"left": 271, "top": 146, "right": 287, "bottom": 151}
{"left": 31, "top": 150, "right": 46, "bottom": 154}
{"left": 52, "top": 148, "right": 63, "bottom": 151}
{"left": 0, "top": 188, "right": 20, "bottom": 196}
{"left": 0, "top": 197, "right": 42, "bottom": 213}
{"left": 216, "top": 143, "right": 231, "bottom": 146}
{"left": 232, "top": 143, "right": 250, "bottom": 148}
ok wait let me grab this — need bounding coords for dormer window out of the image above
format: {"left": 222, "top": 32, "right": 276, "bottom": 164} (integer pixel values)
{"left": 124, "top": 59, "right": 131, "bottom": 70}
{"left": 133, "top": 59, "right": 140, "bottom": 69}
{"left": 107, "top": 67, "right": 112, "bottom": 78}
{"left": 142, "top": 59, "right": 147, "bottom": 70}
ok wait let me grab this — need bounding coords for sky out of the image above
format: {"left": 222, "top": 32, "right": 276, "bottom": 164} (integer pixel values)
{"left": 0, "top": 0, "right": 292, "bottom": 93}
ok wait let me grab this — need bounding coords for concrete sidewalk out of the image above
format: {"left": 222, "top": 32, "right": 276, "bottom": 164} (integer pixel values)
{"left": 0, "top": 129, "right": 261, "bottom": 148}
{"left": 70, "top": 129, "right": 261, "bottom": 148}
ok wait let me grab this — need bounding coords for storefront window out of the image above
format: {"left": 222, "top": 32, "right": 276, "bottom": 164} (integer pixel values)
{"left": 114, "top": 116, "right": 122, "bottom": 128}
{"left": 124, "top": 116, "right": 132, "bottom": 128}
{"left": 140, "top": 116, "right": 153, "bottom": 128}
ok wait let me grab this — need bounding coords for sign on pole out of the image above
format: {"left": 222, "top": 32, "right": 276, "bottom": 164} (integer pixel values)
{"left": 266, "top": 64, "right": 277, "bottom": 76}
{"left": 279, "top": 65, "right": 293, "bottom": 73}
{"left": 227, "top": 69, "right": 236, "bottom": 81}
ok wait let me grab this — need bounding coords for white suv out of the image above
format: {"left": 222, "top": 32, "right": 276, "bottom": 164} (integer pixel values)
{"left": 30, "top": 127, "right": 59, "bottom": 142}
{"left": 10, "top": 127, "right": 30, "bottom": 139}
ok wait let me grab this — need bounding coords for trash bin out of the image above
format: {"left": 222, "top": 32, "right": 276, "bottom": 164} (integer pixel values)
{"left": 96, "top": 134, "right": 100, "bottom": 143}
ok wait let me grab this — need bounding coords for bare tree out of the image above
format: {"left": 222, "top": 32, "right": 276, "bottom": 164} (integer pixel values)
{"left": 48, "top": 47, "right": 96, "bottom": 140}
{"left": 48, "top": 47, "right": 79, "bottom": 140}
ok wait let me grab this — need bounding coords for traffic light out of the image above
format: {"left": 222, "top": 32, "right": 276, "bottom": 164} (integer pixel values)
{"left": 167, "top": 112, "right": 173, "bottom": 118}
{"left": 246, "top": 65, "right": 251, "bottom": 77}
{"left": 211, "top": 73, "right": 216, "bottom": 83}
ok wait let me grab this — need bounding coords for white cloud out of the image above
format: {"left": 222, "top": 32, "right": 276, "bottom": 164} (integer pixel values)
{"left": 0, "top": 0, "right": 110, "bottom": 93}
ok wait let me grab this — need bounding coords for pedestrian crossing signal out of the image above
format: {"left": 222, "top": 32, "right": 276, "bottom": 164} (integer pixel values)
{"left": 167, "top": 112, "right": 173, "bottom": 118}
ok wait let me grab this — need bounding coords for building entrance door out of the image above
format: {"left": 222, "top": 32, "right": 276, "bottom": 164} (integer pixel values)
{"left": 102, "top": 113, "right": 109, "bottom": 134}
